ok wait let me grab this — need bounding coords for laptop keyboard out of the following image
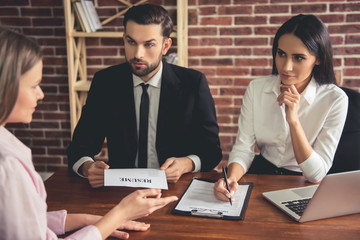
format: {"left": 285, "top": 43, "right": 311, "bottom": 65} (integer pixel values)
{"left": 281, "top": 198, "right": 311, "bottom": 216}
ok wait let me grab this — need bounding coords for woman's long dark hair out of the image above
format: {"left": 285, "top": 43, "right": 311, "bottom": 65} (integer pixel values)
{"left": 272, "top": 14, "right": 336, "bottom": 85}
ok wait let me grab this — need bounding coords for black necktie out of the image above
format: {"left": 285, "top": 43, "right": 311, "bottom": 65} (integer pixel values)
{"left": 138, "top": 83, "right": 149, "bottom": 168}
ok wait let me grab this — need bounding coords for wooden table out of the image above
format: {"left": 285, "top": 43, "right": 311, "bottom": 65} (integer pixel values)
{"left": 45, "top": 168, "right": 360, "bottom": 240}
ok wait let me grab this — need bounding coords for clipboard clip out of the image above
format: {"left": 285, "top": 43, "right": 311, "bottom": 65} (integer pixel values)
{"left": 190, "top": 209, "right": 224, "bottom": 218}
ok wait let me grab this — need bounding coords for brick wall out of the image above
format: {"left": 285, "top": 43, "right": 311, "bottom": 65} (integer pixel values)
{"left": 1, "top": 0, "right": 359, "bottom": 172}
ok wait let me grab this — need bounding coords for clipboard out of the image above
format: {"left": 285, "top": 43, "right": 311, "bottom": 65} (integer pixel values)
{"left": 172, "top": 178, "right": 253, "bottom": 220}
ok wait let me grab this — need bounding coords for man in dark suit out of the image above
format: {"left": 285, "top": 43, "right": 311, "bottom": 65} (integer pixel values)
{"left": 67, "top": 4, "right": 222, "bottom": 188}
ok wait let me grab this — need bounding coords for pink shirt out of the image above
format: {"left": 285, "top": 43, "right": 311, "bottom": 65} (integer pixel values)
{"left": 0, "top": 126, "right": 101, "bottom": 239}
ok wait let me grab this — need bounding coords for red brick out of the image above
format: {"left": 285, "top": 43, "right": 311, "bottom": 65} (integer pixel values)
{"left": 213, "top": 97, "right": 233, "bottom": 105}
{"left": 253, "top": 48, "right": 272, "bottom": 56}
{"left": 330, "top": 2, "right": 360, "bottom": 12}
{"left": 0, "top": 17, "right": 31, "bottom": 26}
{"left": 343, "top": 79, "right": 360, "bottom": 88}
{"left": 21, "top": 8, "right": 51, "bottom": 16}
{"left": 235, "top": 58, "right": 268, "bottom": 67}
{"left": 220, "top": 27, "right": 252, "bottom": 36}
{"left": 334, "top": 46, "right": 360, "bottom": 55}
{"left": 0, "top": 0, "right": 29, "bottom": 6}
{"left": 254, "top": 26, "right": 278, "bottom": 35}
{"left": 219, "top": 48, "right": 251, "bottom": 56}
{"left": 345, "top": 58, "right": 360, "bottom": 66}
{"left": 199, "top": 6, "right": 216, "bottom": 15}
{"left": 188, "top": 38, "right": 199, "bottom": 46}
{"left": 234, "top": 0, "right": 267, "bottom": 3}
{"left": 219, "top": 125, "right": 239, "bottom": 133}
{"left": 87, "top": 48, "right": 119, "bottom": 56}
{"left": 207, "top": 78, "right": 233, "bottom": 86}
{"left": 30, "top": 0, "right": 62, "bottom": 7}
{"left": 255, "top": 5, "right": 289, "bottom": 14}
{"left": 217, "top": 67, "right": 250, "bottom": 76}
{"left": 346, "top": 35, "right": 360, "bottom": 44}
{"left": 189, "top": 48, "right": 217, "bottom": 56}
{"left": 199, "top": 0, "right": 231, "bottom": 4}
{"left": 235, "top": 16, "right": 267, "bottom": 25}
{"left": 218, "top": 6, "right": 252, "bottom": 15}
{"left": 347, "top": 14, "right": 360, "bottom": 22}
{"left": 329, "top": 24, "right": 360, "bottom": 34}
{"left": 251, "top": 68, "right": 272, "bottom": 76}
{"left": 235, "top": 37, "right": 268, "bottom": 46}
{"left": 200, "top": 17, "right": 232, "bottom": 26}
{"left": 201, "top": 58, "right": 233, "bottom": 66}
{"left": 344, "top": 68, "right": 360, "bottom": 76}
{"left": 32, "top": 18, "right": 63, "bottom": 26}
{"left": 220, "top": 87, "right": 246, "bottom": 96}
{"left": 217, "top": 116, "right": 232, "bottom": 124}
{"left": 189, "top": 27, "right": 217, "bottom": 36}
{"left": 188, "top": 9, "right": 198, "bottom": 25}
{"left": 292, "top": 4, "right": 327, "bottom": 13}
{"left": 0, "top": 7, "right": 19, "bottom": 16}
{"left": 200, "top": 38, "right": 233, "bottom": 46}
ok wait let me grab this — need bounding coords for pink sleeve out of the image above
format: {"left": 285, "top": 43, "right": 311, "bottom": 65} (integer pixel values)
{"left": 47, "top": 210, "right": 67, "bottom": 235}
{"left": 47, "top": 211, "right": 101, "bottom": 240}
{"left": 63, "top": 225, "right": 102, "bottom": 240}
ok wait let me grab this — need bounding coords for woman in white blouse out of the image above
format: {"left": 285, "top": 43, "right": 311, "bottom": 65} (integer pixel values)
{"left": 0, "top": 27, "right": 177, "bottom": 239}
{"left": 214, "top": 14, "right": 348, "bottom": 202}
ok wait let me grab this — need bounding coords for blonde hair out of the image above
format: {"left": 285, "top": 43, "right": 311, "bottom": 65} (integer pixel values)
{"left": 0, "top": 27, "right": 42, "bottom": 125}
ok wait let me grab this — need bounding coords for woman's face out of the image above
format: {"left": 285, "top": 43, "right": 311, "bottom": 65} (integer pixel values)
{"left": 275, "top": 33, "right": 320, "bottom": 93}
{"left": 6, "top": 60, "right": 44, "bottom": 124}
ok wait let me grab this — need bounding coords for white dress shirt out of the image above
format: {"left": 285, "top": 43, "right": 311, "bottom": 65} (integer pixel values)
{"left": 73, "top": 62, "right": 200, "bottom": 176}
{"left": 228, "top": 75, "right": 348, "bottom": 182}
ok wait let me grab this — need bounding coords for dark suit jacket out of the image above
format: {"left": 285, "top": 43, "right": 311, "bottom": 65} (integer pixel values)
{"left": 67, "top": 61, "right": 222, "bottom": 175}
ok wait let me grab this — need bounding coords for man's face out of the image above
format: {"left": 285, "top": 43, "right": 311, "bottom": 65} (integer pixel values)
{"left": 124, "top": 20, "right": 172, "bottom": 82}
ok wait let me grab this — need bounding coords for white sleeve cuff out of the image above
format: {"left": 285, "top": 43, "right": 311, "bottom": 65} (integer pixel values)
{"left": 72, "top": 157, "right": 94, "bottom": 178}
{"left": 299, "top": 151, "right": 326, "bottom": 183}
{"left": 187, "top": 155, "right": 201, "bottom": 172}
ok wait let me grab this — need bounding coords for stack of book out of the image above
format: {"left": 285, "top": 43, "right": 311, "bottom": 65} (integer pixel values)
{"left": 73, "top": 0, "right": 103, "bottom": 32}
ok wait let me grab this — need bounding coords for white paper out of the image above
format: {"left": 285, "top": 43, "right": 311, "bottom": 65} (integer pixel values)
{"left": 104, "top": 169, "right": 168, "bottom": 190}
{"left": 175, "top": 179, "right": 249, "bottom": 217}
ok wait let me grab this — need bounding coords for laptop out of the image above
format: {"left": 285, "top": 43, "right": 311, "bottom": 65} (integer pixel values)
{"left": 262, "top": 170, "right": 360, "bottom": 222}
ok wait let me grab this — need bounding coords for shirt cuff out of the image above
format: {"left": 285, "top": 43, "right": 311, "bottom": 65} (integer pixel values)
{"left": 299, "top": 151, "right": 324, "bottom": 183}
{"left": 73, "top": 157, "right": 94, "bottom": 178}
{"left": 187, "top": 155, "right": 201, "bottom": 172}
{"left": 47, "top": 210, "right": 67, "bottom": 235}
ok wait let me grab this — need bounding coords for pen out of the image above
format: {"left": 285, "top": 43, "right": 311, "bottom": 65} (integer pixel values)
{"left": 222, "top": 166, "right": 232, "bottom": 206}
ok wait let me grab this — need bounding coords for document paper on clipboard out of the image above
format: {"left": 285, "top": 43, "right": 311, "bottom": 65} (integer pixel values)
{"left": 173, "top": 178, "right": 252, "bottom": 220}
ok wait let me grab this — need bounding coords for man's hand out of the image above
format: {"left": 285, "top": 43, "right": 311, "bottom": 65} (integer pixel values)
{"left": 81, "top": 161, "right": 109, "bottom": 188}
{"left": 160, "top": 157, "right": 194, "bottom": 183}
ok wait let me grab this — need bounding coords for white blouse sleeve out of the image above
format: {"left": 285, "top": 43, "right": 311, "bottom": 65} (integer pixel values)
{"left": 299, "top": 91, "right": 348, "bottom": 182}
{"left": 228, "top": 81, "right": 257, "bottom": 171}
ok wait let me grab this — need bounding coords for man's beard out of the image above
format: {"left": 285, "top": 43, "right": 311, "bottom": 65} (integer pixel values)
{"left": 127, "top": 57, "right": 161, "bottom": 77}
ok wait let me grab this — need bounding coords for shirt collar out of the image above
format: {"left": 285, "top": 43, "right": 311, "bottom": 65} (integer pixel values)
{"left": 133, "top": 61, "right": 162, "bottom": 89}
{"left": 264, "top": 75, "right": 317, "bottom": 105}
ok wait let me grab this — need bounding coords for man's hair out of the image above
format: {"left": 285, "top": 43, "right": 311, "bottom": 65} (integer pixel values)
{"left": 123, "top": 4, "right": 173, "bottom": 38}
{"left": 272, "top": 14, "right": 336, "bottom": 85}
{"left": 0, "top": 27, "right": 42, "bottom": 125}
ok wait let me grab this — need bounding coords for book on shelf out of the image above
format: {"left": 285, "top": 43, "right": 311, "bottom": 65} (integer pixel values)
{"left": 81, "top": 0, "right": 103, "bottom": 32}
{"left": 72, "top": 0, "right": 103, "bottom": 32}
{"left": 73, "top": 1, "right": 91, "bottom": 32}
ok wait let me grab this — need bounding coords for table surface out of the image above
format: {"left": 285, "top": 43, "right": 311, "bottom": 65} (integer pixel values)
{"left": 45, "top": 168, "right": 360, "bottom": 240}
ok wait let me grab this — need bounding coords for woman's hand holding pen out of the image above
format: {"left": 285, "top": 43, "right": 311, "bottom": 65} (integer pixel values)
{"left": 277, "top": 84, "right": 300, "bottom": 124}
{"left": 214, "top": 177, "right": 238, "bottom": 202}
